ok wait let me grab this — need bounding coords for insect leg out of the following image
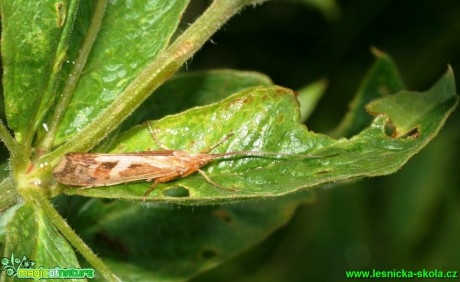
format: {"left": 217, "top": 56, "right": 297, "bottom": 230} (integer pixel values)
{"left": 200, "top": 131, "right": 235, "bottom": 154}
{"left": 143, "top": 179, "right": 160, "bottom": 201}
{"left": 144, "top": 121, "right": 170, "bottom": 150}
{"left": 197, "top": 169, "right": 236, "bottom": 192}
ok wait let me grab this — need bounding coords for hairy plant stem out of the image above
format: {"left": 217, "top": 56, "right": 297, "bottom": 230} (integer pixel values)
{"left": 0, "top": 120, "right": 19, "bottom": 158}
{"left": 38, "top": 0, "right": 109, "bottom": 153}
{"left": 0, "top": 120, "right": 27, "bottom": 171}
{"left": 29, "top": 188, "right": 121, "bottom": 281}
{"left": 39, "top": 0, "right": 265, "bottom": 169}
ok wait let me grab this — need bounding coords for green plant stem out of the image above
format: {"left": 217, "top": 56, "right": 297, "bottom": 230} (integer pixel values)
{"left": 30, "top": 188, "right": 120, "bottom": 281}
{"left": 0, "top": 119, "right": 19, "bottom": 155}
{"left": 40, "top": 0, "right": 266, "bottom": 168}
{"left": 0, "top": 120, "right": 26, "bottom": 170}
{"left": 39, "top": 0, "right": 109, "bottom": 153}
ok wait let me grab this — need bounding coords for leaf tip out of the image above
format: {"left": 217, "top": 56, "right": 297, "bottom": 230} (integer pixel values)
{"left": 446, "top": 64, "right": 455, "bottom": 77}
{"left": 370, "top": 46, "right": 387, "bottom": 58}
{"left": 432, "top": 65, "right": 457, "bottom": 100}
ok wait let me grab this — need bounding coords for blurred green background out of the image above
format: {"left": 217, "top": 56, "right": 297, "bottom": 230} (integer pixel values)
{"left": 186, "top": 0, "right": 460, "bottom": 281}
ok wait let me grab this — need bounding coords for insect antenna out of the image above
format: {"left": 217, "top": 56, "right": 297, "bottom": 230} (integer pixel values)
{"left": 200, "top": 132, "right": 235, "bottom": 154}
{"left": 145, "top": 121, "right": 170, "bottom": 150}
{"left": 200, "top": 130, "right": 338, "bottom": 159}
{"left": 211, "top": 150, "right": 337, "bottom": 159}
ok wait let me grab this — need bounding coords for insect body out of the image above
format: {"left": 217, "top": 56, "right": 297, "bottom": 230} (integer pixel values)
{"left": 53, "top": 150, "right": 228, "bottom": 200}
{"left": 53, "top": 122, "right": 331, "bottom": 200}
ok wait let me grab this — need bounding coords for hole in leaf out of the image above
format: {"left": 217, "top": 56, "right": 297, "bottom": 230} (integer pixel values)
{"left": 212, "top": 208, "right": 233, "bottom": 223}
{"left": 162, "top": 187, "right": 190, "bottom": 197}
{"left": 401, "top": 127, "right": 420, "bottom": 139}
{"left": 201, "top": 249, "right": 218, "bottom": 260}
{"left": 384, "top": 123, "right": 396, "bottom": 137}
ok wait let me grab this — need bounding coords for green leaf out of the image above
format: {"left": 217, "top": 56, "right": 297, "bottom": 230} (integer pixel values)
{"left": 54, "top": 0, "right": 189, "bottom": 146}
{"left": 2, "top": 204, "right": 81, "bottom": 281}
{"left": 332, "top": 48, "right": 405, "bottom": 138}
{"left": 1, "top": 0, "right": 79, "bottom": 145}
{"left": 66, "top": 70, "right": 457, "bottom": 203}
{"left": 56, "top": 191, "right": 314, "bottom": 281}
{"left": 0, "top": 204, "right": 21, "bottom": 256}
{"left": 0, "top": 178, "right": 19, "bottom": 215}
